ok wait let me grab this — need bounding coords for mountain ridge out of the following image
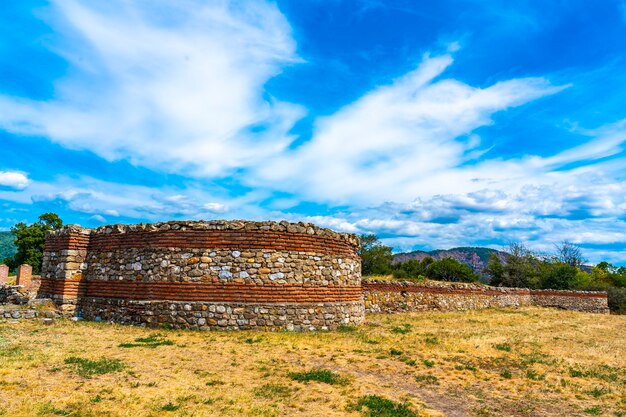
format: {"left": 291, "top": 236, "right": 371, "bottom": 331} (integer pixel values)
{"left": 393, "top": 246, "right": 508, "bottom": 274}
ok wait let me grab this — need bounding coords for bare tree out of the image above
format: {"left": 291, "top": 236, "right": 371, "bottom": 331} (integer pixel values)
{"left": 554, "top": 241, "right": 585, "bottom": 268}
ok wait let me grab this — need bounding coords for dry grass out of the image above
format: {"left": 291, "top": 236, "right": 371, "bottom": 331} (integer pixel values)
{"left": 0, "top": 307, "right": 624, "bottom": 417}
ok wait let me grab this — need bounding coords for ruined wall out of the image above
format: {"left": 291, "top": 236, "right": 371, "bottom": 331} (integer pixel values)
{"left": 39, "top": 220, "right": 364, "bottom": 330}
{"left": 363, "top": 280, "right": 609, "bottom": 314}
{"left": 530, "top": 289, "right": 610, "bottom": 314}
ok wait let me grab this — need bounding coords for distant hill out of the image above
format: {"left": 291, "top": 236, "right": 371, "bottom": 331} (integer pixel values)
{"left": 0, "top": 231, "right": 16, "bottom": 264}
{"left": 393, "top": 247, "right": 508, "bottom": 275}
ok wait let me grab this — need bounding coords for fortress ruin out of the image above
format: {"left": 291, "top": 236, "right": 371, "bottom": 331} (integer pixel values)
{"left": 35, "top": 219, "right": 609, "bottom": 330}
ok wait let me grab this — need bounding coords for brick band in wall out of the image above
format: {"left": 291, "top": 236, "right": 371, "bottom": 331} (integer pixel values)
{"left": 38, "top": 279, "right": 362, "bottom": 303}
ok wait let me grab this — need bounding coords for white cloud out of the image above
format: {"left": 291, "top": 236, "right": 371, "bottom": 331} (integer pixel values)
{"left": 0, "top": 0, "right": 303, "bottom": 177}
{"left": 0, "top": 171, "right": 30, "bottom": 190}
{"left": 203, "top": 202, "right": 229, "bottom": 214}
{"left": 89, "top": 214, "right": 107, "bottom": 223}
{"left": 253, "top": 53, "right": 568, "bottom": 204}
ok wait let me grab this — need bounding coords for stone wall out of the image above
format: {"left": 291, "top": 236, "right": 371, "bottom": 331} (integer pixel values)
{"left": 530, "top": 289, "right": 610, "bottom": 313}
{"left": 363, "top": 280, "right": 609, "bottom": 314}
{"left": 39, "top": 220, "right": 364, "bottom": 330}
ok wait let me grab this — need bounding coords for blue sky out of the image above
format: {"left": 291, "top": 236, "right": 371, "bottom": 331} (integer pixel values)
{"left": 1, "top": 0, "right": 626, "bottom": 264}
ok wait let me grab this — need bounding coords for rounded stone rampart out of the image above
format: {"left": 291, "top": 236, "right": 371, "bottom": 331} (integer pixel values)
{"left": 39, "top": 220, "right": 364, "bottom": 330}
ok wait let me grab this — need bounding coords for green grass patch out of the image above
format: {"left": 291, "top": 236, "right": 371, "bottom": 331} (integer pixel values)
{"left": 337, "top": 325, "right": 358, "bottom": 333}
{"left": 494, "top": 343, "right": 512, "bottom": 352}
{"left": 350, "top": 395, "right": 416, "bottom": 417}
{"left": 399, "top": 357, "right": 416, "bottom": 366}
{"left": 585, "top": 386, "right": 611, "bottom": 398}
{"left": 118, "top": 333, "right": 174, "bottom": 348}
{"left": 569, "top": 364, "right": 623, "bottom": 383}
{"left": 500, "top": 369, "right": 512, "bottom": 379}
{"left": 390, "top": 324, "right": 412, "bottom": 334}
{"left": 424, "top": 336, "right": 440, "bottom": 345}
{"left": 415, "top": 374, "right": 438, "bottom": 385}
{"left": 526, "top": 369, "right": 545, "bottom": 381}
{"left": 64, "top": 357, "right": 125, "bottom": 378}
{"left": 288, "top": 369, "right": 347, "bottom": 385}
{"left": 389, "top": 348, "right": 403, "bottom": 356}
{"left": 160, "top": 402, "right": 180, "bottom": 412}
{"left": 583, "top": 406, "right": 602, "bottom": 415}
{"left": 422, "top": 359, "right": 435, "bottom": 368}
{"left": 254, "top": 383, "right": 295, "bottom": 399}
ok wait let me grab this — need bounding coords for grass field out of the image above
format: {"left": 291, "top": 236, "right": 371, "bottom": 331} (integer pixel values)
{"left": 0, "top": 307, "right": 624, "bottom": 417}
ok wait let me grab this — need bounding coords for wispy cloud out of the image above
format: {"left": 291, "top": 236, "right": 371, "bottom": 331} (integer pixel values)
{"left": 0, "top": 0, "right": 303, "bottom": 176}
{"left": 254, "top": 53, "right": 568, "bottom": 204}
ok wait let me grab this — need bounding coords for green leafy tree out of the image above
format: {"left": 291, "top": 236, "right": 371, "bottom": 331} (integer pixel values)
{"left": 5, "top": 212, "right": 63, "bottom": 274}
{"left": 425, "top": 257, "right": 479, "bottom": 283}
{"left": 392, "top": 257, "right": 433, "bottom": 280}
{"left": 358, "top": 234, "right": 393, "bottom": 276}
{"left": 498, "top": 243, "right": 543, "bottom": 288}
{"left": 540, "top": 263, "right": 580, "bottom": 290}
{"left": 484, "top": 253, "right": 505, "bottom": 286}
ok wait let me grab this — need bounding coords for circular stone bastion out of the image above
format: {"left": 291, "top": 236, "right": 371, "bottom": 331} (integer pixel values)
{"left": 38, "top": 220, "right": 364, "bottom": 330}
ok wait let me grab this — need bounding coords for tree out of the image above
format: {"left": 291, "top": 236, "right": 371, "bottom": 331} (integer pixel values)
{"left": 497, "top": 242, "right": 542, "bottom": 288}
{"left": 358, "top": 234, "right": 393, "bottom": 276}
{"left": 5, "top": 212, "right": 63, "bottom": 274}
{"left": 392, "top": 257, "right": 434, "bottom": 280}
{"left": 541, "top": 263, "right": 579, "bottom": 290}
{"left": 425, "top": 257, "right": 479, "bottom": 283}
{"left": 484, "top": 253, "right": 505, "bottom": 286}
{"left": 554, "top": 241, "right": 585, "bottom": 268}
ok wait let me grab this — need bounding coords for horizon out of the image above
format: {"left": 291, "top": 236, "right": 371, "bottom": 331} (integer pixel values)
{"left": 1, "top": 1, "right": 626, "bottom": 265}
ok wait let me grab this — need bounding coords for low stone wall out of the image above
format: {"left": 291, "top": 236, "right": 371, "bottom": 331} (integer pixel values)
{"left": 39, "top": 220, "right": 364, "bottom": 330}
{"left": 363, "top": 280, "right": 609, "bottom": 314}
{"left": 0, "top": 307, "right": 40, "bottom": 320}
{"left": 530, "top": 289, "right": 610, "bottom": 314}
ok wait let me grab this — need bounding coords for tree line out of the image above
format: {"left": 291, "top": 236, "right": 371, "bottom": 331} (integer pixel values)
{"left": 359, "top": 234, "right": 626, "bottom": 313}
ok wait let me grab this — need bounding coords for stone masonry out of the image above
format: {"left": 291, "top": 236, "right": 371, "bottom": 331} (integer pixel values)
{"left": 38, "top": 220, "right": 364, "bottom": 330}
{"left": 363, "top": 280, "right": 609, "bottom": 314}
